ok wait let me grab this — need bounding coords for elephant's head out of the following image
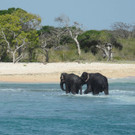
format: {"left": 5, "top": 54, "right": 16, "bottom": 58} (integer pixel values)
{"left": 60, "top": 73, "right": 67, "bottom": 91}
{"left": 81, "top": 72, "right": 90, "bottom": 84}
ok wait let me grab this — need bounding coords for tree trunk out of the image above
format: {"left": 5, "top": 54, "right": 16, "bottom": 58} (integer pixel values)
{"left": 45, "top": 49, "right": 49, "bottom": 62}
{"left": 13, "top": 52, "right": 16, "bottom": 64}
{"left": 74, "top": 36, "right": 81, "bottom": 56}
{"left": 96, "top": 44, "right": 113, "bottom": 61}
{"left": 1, "top": 30, "right": 26, "bottom": 63}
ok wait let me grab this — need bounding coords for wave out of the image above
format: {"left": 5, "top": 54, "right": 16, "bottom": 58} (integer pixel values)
{"left": 60, "top": 89, "right": 135, "bottom": 105}
{"left": 0, "top": 84, "right": 135, "bottom": 104}
{"left": 108, "top": 89, "right": 135, "bottom": 104}
{"left": 110, "top": 89, "right": 135, "bottom": 94}
{"left": 109, "top": 95, "right": 135, "bottom": 105}
{"left": 0, "top": 88, "right": 134, "bottom": 95}
{"left": 0, "top": 88, "right": 23, "bottom": 92}
{"left": 0, "top": 88, "right": 61, "bottom": 92}
{"left": 109, "top": 77, "right": 135, "bottom": 83}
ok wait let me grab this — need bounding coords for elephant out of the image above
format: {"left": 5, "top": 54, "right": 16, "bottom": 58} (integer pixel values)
{"left": 60, "top": 73, "right": 82, "bottom": 95}
{"left": 81, "top": 72, "right": 109, "bottom": 95}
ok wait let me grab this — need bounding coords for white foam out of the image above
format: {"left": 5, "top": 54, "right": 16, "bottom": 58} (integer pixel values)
{"left": 0, "top": 88, "right": 23, "bottom": 92}
{"left": 61, "top": 89, "right": 135, "bottom": 104}
{"left": 110, "top": 89, "right": 135, "bottom": 94}
{"left": 0, "top": 88, "right": 61, "bottom": 92}
{"left": 106, "top": 89, "right": 135, "bottom": 104}
{"left": 111, "top": 95, "right": 135, "bottom": 104}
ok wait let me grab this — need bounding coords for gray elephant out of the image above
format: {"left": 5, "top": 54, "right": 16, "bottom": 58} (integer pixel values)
{"left": 81, "top": 72, "right": 109, "bottom": 95}
{"left": 60, "top": 73, "right": 82, "bottom": 95}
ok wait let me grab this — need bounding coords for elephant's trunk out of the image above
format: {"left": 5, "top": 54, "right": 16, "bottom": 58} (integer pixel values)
{"left": 60, "top": 81, "right": 66, "bottom": 91}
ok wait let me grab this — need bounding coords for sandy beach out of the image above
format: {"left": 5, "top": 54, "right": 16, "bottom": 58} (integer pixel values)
{"left": 0, "top": 62, "right": 135, "bottom": 83}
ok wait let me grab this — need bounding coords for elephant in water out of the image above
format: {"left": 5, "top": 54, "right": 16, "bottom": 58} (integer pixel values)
{"left": 81, "top": 72, "right": 109, "bottom": 95}
{"left": 60, "top": 73, "right": 82, "bottom": 95}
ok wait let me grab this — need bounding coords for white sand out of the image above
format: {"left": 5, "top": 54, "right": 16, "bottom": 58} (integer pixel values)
{"left": 0, "top": 62, "right": 135, "bottom": 83}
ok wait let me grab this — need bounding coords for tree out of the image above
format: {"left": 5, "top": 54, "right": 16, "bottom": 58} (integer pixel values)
{"left": 0, "top": 8, "right": 17, "bottom": 15}
{"left": 55, "top": 15, "right": 83, "bottom": 56}
{"left": 0, "top": 8, "right": 41, "bottom": 63}
{"left": 96, "top": 43, "right": 113, "bottom": 61}
{"left": 13, "top": 8, "right": 41, "bottom": 62}
{"left": 38, "top": 26, "right": 59, "bottom": 63}
{"left": 79, "top": 30, "right": 122, "bottom": 61}
{"left": 0, "top": 14, "right": 27, "bottom": 63}
{"left": 0, "top": 35, "right": 9, "bottom": 61}
{"left": 111, "top": 22, "right": 132, "bottom": 39}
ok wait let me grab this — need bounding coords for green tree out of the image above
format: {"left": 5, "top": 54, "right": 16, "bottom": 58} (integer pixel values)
{"left": 0, "top": 8, "right": 17, "bottom": 15}
{"left": 0, "top": 8, "right": 41, "bottom": 63}
{"left": 79, "top": 30, "right": 122, "bottom": 61}
{"left": 55, "top": 15, "right": 83, "bottom": 56}
{"left": 38, "top": 26, "right": 60, "bottom": 63}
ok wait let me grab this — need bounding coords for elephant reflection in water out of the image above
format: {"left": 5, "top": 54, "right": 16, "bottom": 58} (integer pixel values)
{"left": 60, "top": 73, "right": 82, "bottom": 95}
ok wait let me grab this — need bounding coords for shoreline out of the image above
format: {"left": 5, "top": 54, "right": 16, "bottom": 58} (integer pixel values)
{"left": 0, "top": 62, "right": 135, "bottom": 83}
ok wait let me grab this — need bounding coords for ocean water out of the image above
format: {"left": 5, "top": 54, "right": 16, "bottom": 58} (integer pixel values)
{"left": 0, "top": 78, "right": 135, "bottom": 135}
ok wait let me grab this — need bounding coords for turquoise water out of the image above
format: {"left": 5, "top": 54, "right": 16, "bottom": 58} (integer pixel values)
{"left": 0, "top": 77, "right": 135, "bottom": 135}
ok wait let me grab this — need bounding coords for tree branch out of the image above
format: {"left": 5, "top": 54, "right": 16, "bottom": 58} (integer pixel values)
{"left": 1, "top": 30, "right": 12, "bottom": 52}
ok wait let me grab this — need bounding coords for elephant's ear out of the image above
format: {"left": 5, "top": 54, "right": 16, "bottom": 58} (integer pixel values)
{"left": 61, "top": 73, "right": 66, "bottom": 80}
{"left": 61, "top": 74, "right": 64, "bottom": 80}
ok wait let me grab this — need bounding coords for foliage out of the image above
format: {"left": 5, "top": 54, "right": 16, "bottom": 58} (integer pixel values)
{"left": 0, "top": 8, "right": 18, "bottom": 15}
{"left": 78, "top": 30, "right": 122, "bottom": 55}
{"left": 55, "top": 15, "right": 83, "bottom": 55}
{"left": 0, "top": 8, "right": 135, "bottom": 63}
{"left": 0, "top": 8, "right": 41, "bottom": 62}
{"left": 111, "top": 22, "right": 133, "bottom": 39}
{"left": 48, "top": 47, "right": 98, "bottom": 62}
{"left": 38, "top": 26, "right": 56, "bottom": 34}
{"left": 116, "top": 38, "right": 135, "bottom": 60}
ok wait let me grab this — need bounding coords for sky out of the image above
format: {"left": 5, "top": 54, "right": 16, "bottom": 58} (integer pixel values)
{"left": 0, "top": 0, "right": 135, "bottom": 30}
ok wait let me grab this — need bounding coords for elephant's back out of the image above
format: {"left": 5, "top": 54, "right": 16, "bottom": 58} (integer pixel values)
{"left": 90, "top": 73, "right": 108, "bottom": 90}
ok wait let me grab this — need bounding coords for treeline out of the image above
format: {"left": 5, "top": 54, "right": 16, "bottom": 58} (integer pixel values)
{"left": 0, "top": 8, "right": 135, "bottom": 63}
